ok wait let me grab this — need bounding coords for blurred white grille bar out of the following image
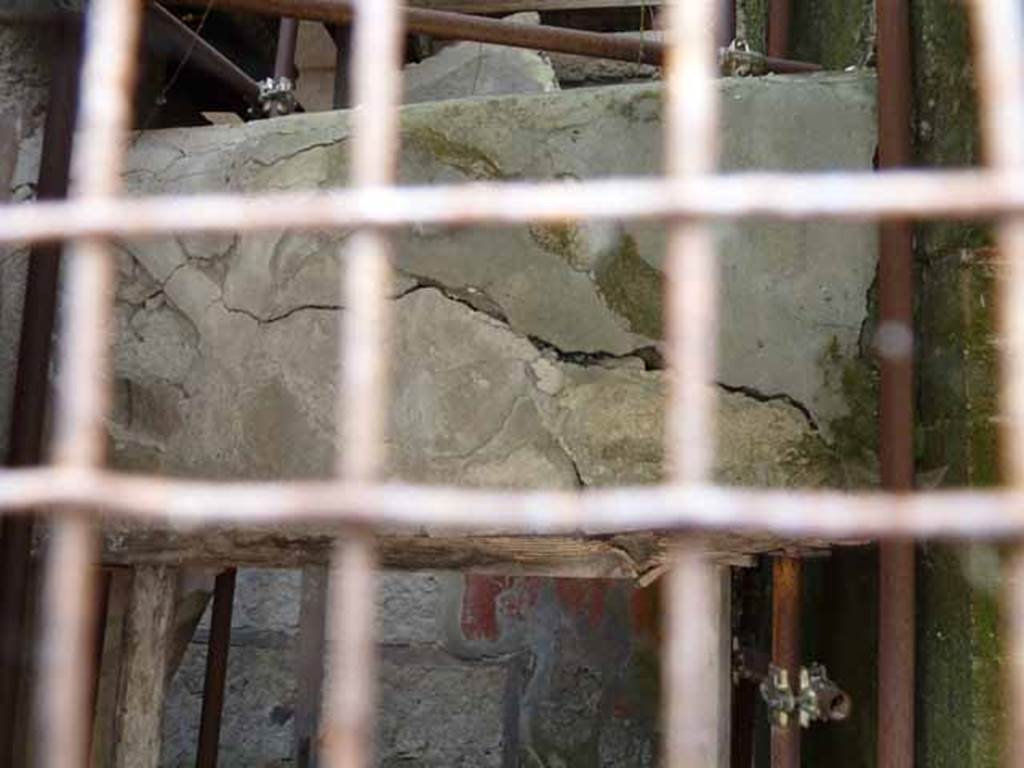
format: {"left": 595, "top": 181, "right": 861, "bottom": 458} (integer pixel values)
{"left": 33, "top": 0, "right": 143, "bottom": 764}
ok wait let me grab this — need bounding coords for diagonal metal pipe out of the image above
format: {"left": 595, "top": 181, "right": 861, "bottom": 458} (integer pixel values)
{"left": 146, "top": 2, "right": 262, "bottom": 106}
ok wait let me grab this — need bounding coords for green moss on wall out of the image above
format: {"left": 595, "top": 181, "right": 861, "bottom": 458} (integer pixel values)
{"left": 737, "top": 0, "right": 873, "bottom": 69}
{"left": 913, "top": 1, "right": 1004, "bottom": 766}
{"left": 820, "top": 336, "right": 880, "bottom": 484}
{"left": 403, "top": 125, "right": 506, "bottom": 180}
{"left": 593, "top": 234, "right": 663, "bottom": 340}
{"left": 791, "top": 0, "right": 875, "bottom": 70}
{"left": 917, "top": 544, "right": 1004, "bottom": 768}
{"left": 736, "top": 0, "right": 767, "bottom": 52}
{"left": 912, "top": 0, "right": 982, "bottom": 257}
{"left": 529, "top": 226, "right": 665, "bottom": 340}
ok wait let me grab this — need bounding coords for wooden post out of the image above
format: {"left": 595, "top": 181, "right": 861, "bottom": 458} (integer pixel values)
{"left": 294, "top": 564, "right": 329, "bottom": 768}
{"left": 90, "top": 568, "right": 133, "bottom": 768}
{"left": 112, "top": 566, "right": 178, "bottom": 768}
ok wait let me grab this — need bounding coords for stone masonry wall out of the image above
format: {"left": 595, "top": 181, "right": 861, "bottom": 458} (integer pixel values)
{"left": 90, "top": 76, "right": 879, "bottom": 766}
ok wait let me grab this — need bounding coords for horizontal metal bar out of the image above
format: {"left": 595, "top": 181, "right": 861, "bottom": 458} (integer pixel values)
{"left": 165, "top": 0, "right": 818, "bottom": 73}
{"left": 5, "top": 467, "right": 1024, "bottom": 539}
{"left": 1, "top": 169, "right": 1024, "bottom": 245}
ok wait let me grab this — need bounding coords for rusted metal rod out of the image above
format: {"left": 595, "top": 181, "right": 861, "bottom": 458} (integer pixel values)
{"left": 147, "top": 2, "right": 262, "bottom": 105}
{"left": 770, "top": 556, "right": 801, "bottom": 768}
{"left": 195, "top": 567, "right": 237, "bottom": 768}
{"left": 767, "top": 0, "right": 791, "bottom": 59}
{"left": 718, "top": 0, "right": 735, "bottom": 46}
{"left": 0, "top": 18, "right": 81, "bottom": 766}
{"left": 274, "top": 17, "right": 299, "bottom": 80}
{"left": 876, "top": 0, "right": 915, "bottom": 764}
{"left": 166, "top": 0, "right": 818, "bottom": 73}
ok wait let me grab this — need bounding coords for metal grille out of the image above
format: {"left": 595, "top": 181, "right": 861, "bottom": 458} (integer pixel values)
{"left": 1, "top": 0, "right": 1022, "bottom": 765}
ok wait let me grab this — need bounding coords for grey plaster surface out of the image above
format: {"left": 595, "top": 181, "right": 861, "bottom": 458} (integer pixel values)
{"left": 121, "top": 75, "right": 877, "bottom": 430}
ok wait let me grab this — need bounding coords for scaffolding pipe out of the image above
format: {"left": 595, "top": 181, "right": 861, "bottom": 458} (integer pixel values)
{"left": 147, "top": 3, "right": 262, "bottom": 105}
{"left": 718, "top": 0, "right": 736, "bottom": 46}
{"left": 167, "top": 0, "right": 819, "bottom": 73}
{"left": 195, "top": 568, "right": 237, "bottom": 768}
{"left": 876, "top": 0, "right": 916, "bottom": 765}
{"left": 274, "top": 16, "right": 299, "bottom": 79}
{"left": 770, "top": 556, "right": 801, "bottom": 768}
{"left": 0, "top": 19, "right": 81, "bottom": 766}
{"left": 767, "top": 0, "right": 791, "bottom": 59}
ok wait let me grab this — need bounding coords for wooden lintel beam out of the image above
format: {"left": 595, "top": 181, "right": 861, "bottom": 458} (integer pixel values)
{"left": 97, "top": 527, "right": 840, "bottom": 576}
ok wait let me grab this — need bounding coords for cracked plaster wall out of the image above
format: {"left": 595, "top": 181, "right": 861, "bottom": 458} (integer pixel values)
{"left": 0, "top": 73, "right": 879, "bottom": 766}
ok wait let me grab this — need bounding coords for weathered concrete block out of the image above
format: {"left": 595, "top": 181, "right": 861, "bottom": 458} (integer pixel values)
{"left": 121, "top": 75, "right": 876, "bottom": 432}
{"left": 403, "top": 36, "right": 559, "bottom": 104}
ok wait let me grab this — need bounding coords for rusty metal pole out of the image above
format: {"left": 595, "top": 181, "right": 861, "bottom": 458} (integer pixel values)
{"left": 766, "top": 10, "right": 799, "bottom": 765}
{"left": 767, "top": 0, "right": 791, "bottom": 59}
{"left": 719, "top": 0, "right": 736, "bottom": 46}
{"left": 0, "top": 18, "right": 81, "bottom": 766}
{"left": 770, "top": 556, "right": 801, "bottom": 768}
{"left": 331, "top": 24, "right": 351, "bottom": 109}
{"left": 876, "top": 0, "right": 916, "bottom": 765}
{"left": 275, "top": 17, "right": 299, "bottom": 80}
{"left": 167, "top": 0, "right": 819, "bottom": 73}
{"left": 195, "top": 567, "right": 237, "bottom": 768}
{"left": 147, "top": 3, "right": 263, "bottom": 105}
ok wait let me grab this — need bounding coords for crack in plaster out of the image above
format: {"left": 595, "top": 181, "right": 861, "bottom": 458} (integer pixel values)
{"left": 220, "top": 300, "right": 344, "bottom": 325}
{"left": 244, "top": 137, "right": 347, "bottom": 170}
{"left": 715, "top": 380, "right": 821, "bottom": 433}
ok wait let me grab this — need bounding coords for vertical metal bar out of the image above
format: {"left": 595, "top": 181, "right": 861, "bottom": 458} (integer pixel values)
{"left": 35, "top": 0, "right": 142, "bottom": 764}
{"left": 878, "top": 543, "right": 914, "bottom": 766}
{"left": 321, "top": 0, "right": 403, "bottom": 765}
{"left": 332, "top": 25, "right": 352, "bottom": 109}
{"left": 664, "top": 2, "right": 717, "bottom": 485}
{"left": 0, "top": 19, "right": 82, "bottom": 766}
{"left": 52, "top": 1, "right": 140, "bottom": 471}
{"left": 718, "top": 0, "right": 735, "bottom": 46}
{"left": 196, "top": 567, "right": 237, "bottom": 768}
{"left": 766, "top": 0, "right": 791, "bottom": 59}
{"left": 967, "top": 3, "right": 1024, "bottom": 766}
{"left": 876, "top": 0, "right": 916, "bottom": 764}
{"left": 665, "top": 547, "right": 723, "bottom": 767}
{"left": 325, "top": 538, "right": 376, "bottom": 768}
{"left": 770, "top": 556, "right": 800, "bottom": 768}
{"left": 275, "top": 17, "right": 300, "bottom": 80}
{"left": 662, "top": 0, "right": 720, "bottom": 766}
{"left": 38, "top": 519, "right": 98, "bottom": 768}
